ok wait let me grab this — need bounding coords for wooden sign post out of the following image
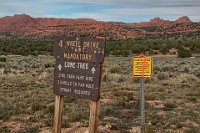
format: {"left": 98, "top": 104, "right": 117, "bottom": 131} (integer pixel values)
{"left": 89, "top": 100, "right": 100, "bottom": 133}
{"left": 54, "top": 95, "right": 64, "bottom": 133}
{"left": 53, "top": 37, "right": 105, "bottom": 133}
{"left": 89, "top": 62, "right": 103, "bottom": 133}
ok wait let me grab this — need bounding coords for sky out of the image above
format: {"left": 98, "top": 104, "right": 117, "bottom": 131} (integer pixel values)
{"left": 0, "top": 0, "right": 200, "bottom": 22}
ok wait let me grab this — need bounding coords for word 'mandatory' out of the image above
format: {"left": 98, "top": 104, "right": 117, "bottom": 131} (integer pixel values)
{"left": 53, "top": 37, "right": 105, "bottom": 100}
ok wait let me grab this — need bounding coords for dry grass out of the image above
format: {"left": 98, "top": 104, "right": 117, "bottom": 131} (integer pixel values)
{"left": 0, "top": 55, "right": 200, "bottom": 132}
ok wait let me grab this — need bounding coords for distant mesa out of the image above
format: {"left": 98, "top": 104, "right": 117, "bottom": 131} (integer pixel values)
{"left": 2, "top": 14, "right": 34, "bottom": 22}
{"left": 0, "top": 14, "right": 197, "bottom": 40}
{"left": 149, "top": 17, "right": 170, "bottom": 26}
{"left": 129, "top": 16, "right": 192, "bottom": 27}
{"left": 150, "top": 16, "right": 191, "bottom": 24}
{"left": 150, "top": 17, "right": 168, "bottom": 23}
{"left": 175, "top": 16, "right": 191, "bottom": 23}
{"left": 0, "top": 14, "right": 192, "bottom": 25}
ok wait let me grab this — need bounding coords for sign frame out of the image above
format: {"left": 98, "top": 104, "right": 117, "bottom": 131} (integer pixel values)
{"left": 53, "top": 37, "right": 105, "bottom": 100}
{"left": 132, "top": 56, "right": 153, "bottom": 77}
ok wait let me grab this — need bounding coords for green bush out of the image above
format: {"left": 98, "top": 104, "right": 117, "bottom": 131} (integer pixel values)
{"left": 163, "top": 102, "right": 177, "bottom": 111}
{"left": 178, "top": 47, "right": 191, "bottom": 58}
{"left": 17, "top": 127, "right": 39, "bottom": 133}
{"left": 100, "top": 106, "right": 115, "bottom": 117}
{"left": 185, "top": 126, "right": 200, "bottom": 133}
{"left": 157, "top": 72, "right": 168, "bottom": 80}
{"left": 0, "top": 56, "right": 6, "bottom": 62}
{"left": 0, "top": 39, "right": 53, "bottom": 56}
{"left": 31, "top": 101, "right": 42, "bottom": 111}
{"left": 187, "top": 96, "right": 197, "bottom": 103}
{"left": 69, "top": 111, "right": 86, "bottom": 122}
{"left": 0, "top": 104, "right": 17, "bottom": 120}
{"left": 64, "top": 96, "right": 76, "bottom": 103}
{"left": 0, "top": 126, "right": 10, "bottom": 133}
{"left": 46, "top": 103, "right": 55, "bottom": 114}
{"left": 145, "top": 123, "right": 155, "bottom": 133}
{"left": 109, "top": 64, "right": 121, "bottom": 73}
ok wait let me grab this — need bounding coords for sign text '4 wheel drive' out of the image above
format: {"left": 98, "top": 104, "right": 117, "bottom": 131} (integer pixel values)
{"left": 54, "top": 37, "right": 105, "bottom": 63}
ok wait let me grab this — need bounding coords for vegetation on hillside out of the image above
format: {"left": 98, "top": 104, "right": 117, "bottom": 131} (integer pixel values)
{"left": 0, "top": 37, "right": 200, "bottom": 57}
{"left": 106, "top": 37, "right": 200, "bottom": 57}
{"left": 0, "top": 39, "right": 53, "bottom": 56}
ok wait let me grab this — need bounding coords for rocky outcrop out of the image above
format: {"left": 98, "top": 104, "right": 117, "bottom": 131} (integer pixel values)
{"left": 175, "top": 16, "right": 191, "bottom": 23}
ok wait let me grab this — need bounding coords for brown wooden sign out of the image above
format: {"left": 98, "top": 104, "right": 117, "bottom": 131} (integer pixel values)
{"left": 54, "top": 37, "right": 105, "bottom": 63}
{"left": 53, "top": 37, "right": 105, "bottom": 100}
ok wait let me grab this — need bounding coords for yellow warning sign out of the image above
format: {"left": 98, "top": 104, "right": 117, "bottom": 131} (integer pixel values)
{"left": 132, "top": 56, "right": 153, "bottom": 77}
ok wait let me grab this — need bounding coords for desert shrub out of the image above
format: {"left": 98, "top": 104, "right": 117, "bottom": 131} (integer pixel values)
{"left": 150, "top": 114, "right": 163, "bottom": 126}
{"left": 132, "top": 77, "right": 140, "bottom": 83}
{"left": 162, "top": 66, "right": 171, "bottom": 72}
{"left": 185, "top": 126, "right": 200, "bottom": 133}
{"left": 187, "top": 88, "right": 200, "bottom": 97}
{"left": 157, "top": 72, "right": 168, "bottom": 80}
{"left": 162, "top": 82, "right": 169, "bottom": 86}
{"left": 114, "top": 97, "right": 127, "bottom": 107}
{"left": 0, "top": 104, "right": 20, "bottom": 120}
{"left": 178, "top": 47, "right": 191, "bottom": 58}
{"left": 176, "top": 122, "right": 183, "bottom": 129}
{"left": 17, "top": 127, "right": 39, "bottom": 133}
{"left": 195, "top": 71, "right": 200, "bottom": 78}
{"left": 186, "top": 96, "right": 197, "bottom": 103}
{"left": 126, "top": 92, "right": 134, "bottom": 101}
{"left": 109, "top": 64, "right": 121, "bottom": 73}
{"left": 3, "top": 67, "right": 11, "bottom": 74}
{"left": 114, "top": 91, "right": 134, "bottom": 101}
{"left": 145, "top": 93, "right": 156, "bottom": 100}
{"left": 64, "top": 96, "right": 76, "bottom": 103}
{"left": 145, "top": 78, "right": 151, "bottom": 83}
{"left": 184, "top": 67, "right": 190, "bottom": 73}
{"left": 169, "top": 73, "right": 175, "bottom": 78}
{"left": 100, "top": 106, "right": 115, "bottom": 117}
{"left": 0, "top": 126, "right": 10, "bottom": 133}
{"left": 154, "top": 66, "right": 161, "bottom": 72}
{"left": 61, "top": 119, "right": 70, "bottom": 128}
{"left": 44, "top": 62, "right": 53, "bottom": 68}
{"left": 118, "top": 76, "right": 126, "bottom": 83}
{"left": 0, "top": 56, "right": 6, "bottom": 62}
{"left": 145, "top": 123, "right": 155, "bottom": 133}
{"left": 31, "top": 101, "right": 42, "bottom": 111}
{"left": 46, "top": 103, "right": 55, "bottom": 114}
{"left": 163, "top": 102, "right": 176, "bottom": 111}
{"left": 69, "top": 111, "right": 86, "bottom": 122}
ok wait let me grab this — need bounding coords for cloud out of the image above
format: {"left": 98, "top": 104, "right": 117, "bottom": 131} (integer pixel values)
{"left": 61, "top": 13, "right": 120, "bottom": 22}
{"left": 0, "top": 0, "right": 76, "bottom": 17}
{"left": 107, "top": 6, "right": 200, "bottom": 16}
{"left": 47, "top": 0, "right": 200, "bottom": 7}
{"left": 189, "top": 16, "right": 200, "bottom": 22}
{"left": 0, "top": 0, "right": 199, "bottom": 22}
